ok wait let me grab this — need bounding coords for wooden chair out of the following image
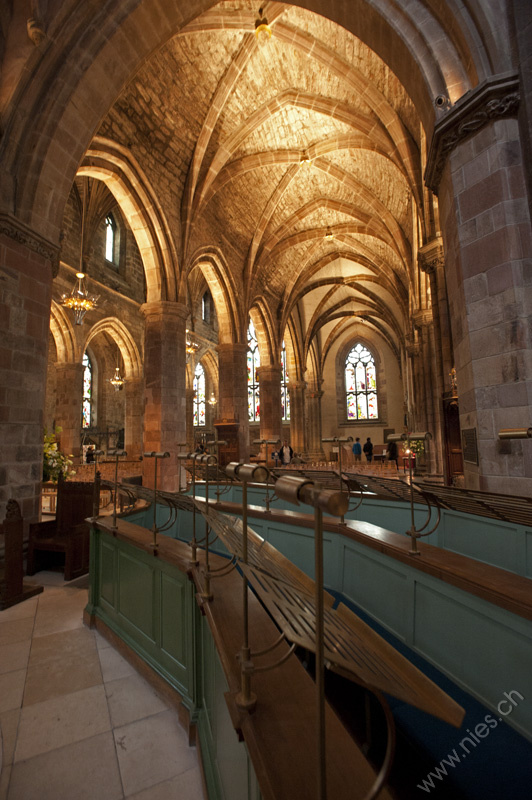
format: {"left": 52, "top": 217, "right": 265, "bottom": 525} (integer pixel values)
{"left": 1, "top": 499, "right": 43, "bottom": 609}
{"left": 27, "top": 477, "right": 95, "bottom": 580}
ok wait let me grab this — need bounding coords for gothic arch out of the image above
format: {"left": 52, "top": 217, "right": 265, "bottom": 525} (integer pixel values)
{"left": 83, "top": 318, "right": 143, "bottom": 380}
{"left": 78, "top": 138, "right": 179, "bottom": 303}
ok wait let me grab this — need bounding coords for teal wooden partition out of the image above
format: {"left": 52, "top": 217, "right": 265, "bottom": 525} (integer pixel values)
{"left": 125, "top": 498, "right": 532, "bottom": 743}
{"left": 86, "top": 524, "right": 261, "bottom": 800}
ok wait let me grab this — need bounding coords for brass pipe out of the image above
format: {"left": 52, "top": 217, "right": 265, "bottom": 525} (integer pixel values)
{"left": 108, "top": 449, "right": 127, "bottom": 531}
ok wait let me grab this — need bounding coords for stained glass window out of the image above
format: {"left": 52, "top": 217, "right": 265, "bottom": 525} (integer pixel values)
{"left": 82, "top": 353, "right": 92, "bottom": 428}
{"left": 193, "top": 362, "right": 206, "bottom": 426}
{"left": 281, "top": 340, "right": 290, "bottom": 421}
{"left": 345, "top": 343, "right": 378, "bottom": 420}
{"left": 247, "top": 320, "right": 260, "bottom": 421}
{"left": 105, "top": 214, "right": 116, "bottom": 264}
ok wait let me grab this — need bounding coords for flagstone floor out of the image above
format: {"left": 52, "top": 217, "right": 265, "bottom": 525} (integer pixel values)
{"left": 0, "top": 572, "right": 204, "bottom": 800}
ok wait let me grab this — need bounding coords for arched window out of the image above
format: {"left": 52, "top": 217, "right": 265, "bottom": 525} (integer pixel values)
{"left": 281, "top": 340, "right": 290, "bottom": 421}
{"left": 82, "top": 353, "right": 93, "bottom": 428}
{"left": 193, "top": 362, "right": 206, "bottom": 427}
{"left": 247, "top": 320, "right": 260, "bottom": 421}
{"left": 202, "top": 291, "right": 211, "bottom": 324}
{"left": 105, "top": 214, "right": 118, "bottom": 265}
{"left": 345, "top": 343, "right": 378, "bottom": 420}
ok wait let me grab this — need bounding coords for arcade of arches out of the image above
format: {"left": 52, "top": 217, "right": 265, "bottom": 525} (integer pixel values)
{"left": 1, "top": 0, "right": 531, "bottom": 524}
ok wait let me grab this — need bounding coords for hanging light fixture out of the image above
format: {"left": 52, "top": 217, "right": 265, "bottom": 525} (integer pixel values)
{"left": 60, "top": 272, "right": 99, "bottom": 325}
{"left": 186, "top": 329, "right": 200, "bottom": 355}
{"left": 254, "top": 7, "right": 272, "bottom": 43}
{"left": 109, "top": 346, "right": 126, "bottom": 391}
{"left": 60, "top": 182, "right": 99, "bottom": 324}
{"left": 208, "top": 391, "right": 217, "bottom": 406}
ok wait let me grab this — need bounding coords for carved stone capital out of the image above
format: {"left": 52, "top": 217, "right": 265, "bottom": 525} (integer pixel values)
{"left": 418, "top": 238, "right": 444, "bottom": 276}
{"left": 425, "top": 74, "right": 520, "bottom": 193}
{"left": 0, "top": 214, "right": 59, "bottom": 275}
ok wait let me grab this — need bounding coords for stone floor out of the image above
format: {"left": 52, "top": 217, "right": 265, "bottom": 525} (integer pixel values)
{"left": 0, "top": 572, "right": 205, "bottom": 800}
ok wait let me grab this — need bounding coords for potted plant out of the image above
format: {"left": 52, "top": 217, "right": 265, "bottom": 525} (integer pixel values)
{"left": 43, "top": 428, "right": 75, "bottom": 483}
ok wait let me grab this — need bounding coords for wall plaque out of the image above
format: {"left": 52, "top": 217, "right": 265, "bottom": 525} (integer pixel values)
{"left": 461, "top": 428, "right": 478, "bottom": 465}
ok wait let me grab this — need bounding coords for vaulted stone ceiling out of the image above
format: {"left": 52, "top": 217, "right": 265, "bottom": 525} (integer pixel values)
{"left": 94, "top": 0, "right": 430, "bottom": 375}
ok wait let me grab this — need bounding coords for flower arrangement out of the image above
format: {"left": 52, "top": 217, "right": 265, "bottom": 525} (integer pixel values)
{"left": 43, "top": 428, "right": 75, "bottom": 482}
{"left": 401, "top": 439, "right": 425, "bottom": 458}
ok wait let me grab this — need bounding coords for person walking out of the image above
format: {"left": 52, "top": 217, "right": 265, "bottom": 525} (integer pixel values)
{"left": 352, "top": 437, "right": 362, "bottom": 462}
{"left": 386, "top": 439, "right": 398, "bottom": 467}
{"left": 363, "top": 437, "right": 373, "bottom": 463}
{"left": 279, "top": 440, "right": 293, "bottom": 465}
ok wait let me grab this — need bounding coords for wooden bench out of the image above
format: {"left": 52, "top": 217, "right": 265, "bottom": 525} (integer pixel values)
{"left": 27, "top": 478, "right": 95, "bottom": 580}
{"left": 1, "top": 500, "right": 43, "bottom": 609}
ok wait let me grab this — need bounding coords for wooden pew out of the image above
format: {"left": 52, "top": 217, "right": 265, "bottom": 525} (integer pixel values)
{"left": 27, "top": 477, "right": 95, "bottom": 580}
{"left": 0, "top": 499, "right": 43, "bottom": 609}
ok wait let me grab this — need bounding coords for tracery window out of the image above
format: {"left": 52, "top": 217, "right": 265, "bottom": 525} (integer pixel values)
{"left": 345, "top": 343, "right": 378, "bottom": 420}
{"left": 247, "top": 320, "right": 260, "bottom": 422}
{"left": 82, "top": 353, "right": 93, "bottom": 428}
{"left": 193, "top": 362, "right": 206, "bottom": 427}
{"left": 281, "top": 340, "right": 290, "bottom": 421}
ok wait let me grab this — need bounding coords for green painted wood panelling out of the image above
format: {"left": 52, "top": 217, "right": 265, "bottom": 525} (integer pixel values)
{"left": 100, "top": 539, "right": 116, "bottom": 607}
{"left": 525, "top": 531, "right": 532, "bottom": 579}
{"left": 341, "top": 544, "right": 409, "bottom": 641}
{"left": 413, "top": 580, "right": 532, "bottom": 741}
{"left": 439, "top": 511, "right": 521, "bottom": 574}
{"left": 118, "top": 551, "right": 155, "bottom": 639}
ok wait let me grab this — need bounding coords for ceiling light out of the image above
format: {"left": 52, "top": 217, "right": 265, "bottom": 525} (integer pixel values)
{"left": 255, "top": 7, "right": 272, "bottom": 43}
{"left": 109, "top": 366, "right": 126, "bottom": 391}
{"left": 208, "top": 392, "right": 217, "bottom": 406}
{"left": 299, "top": 151, "right": 311, "bottom": 167}
{"left": 60, "top": 272, "right": 99, "bottom": 325}
{"left": 109, "top": 346, "right": 126, "bottom": 391}
{"left": 325, "top": 226, "right": 334, "bottom": 240}
{"left": 186, "top": 329, "right": 200, "bottom": 355}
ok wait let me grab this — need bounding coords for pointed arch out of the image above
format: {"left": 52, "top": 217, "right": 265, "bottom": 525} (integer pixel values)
{"left": 83, "top": 318, "right": 142, "bottom": 379}
{"left": 186, "top": 248, "right": 240, "bottom": 344}
{"left": 78, "top": 137, "right": 180, "bottom": 303}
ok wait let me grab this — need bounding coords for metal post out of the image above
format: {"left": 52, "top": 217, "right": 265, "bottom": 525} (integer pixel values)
{"left": 226, "top": 462, "right": 269, "bottom": 712}
{"left": 108, "top": 449, "right": 127, "bottom": 531}
{"left": 274, "top": 475, "right": 348, "bottom": 800}
{"left": 92, "top": 450, "right": 104, "bottom": 518}
{"left": 142, "top": 451, "right": 170, "bottom": 554}
{"left": 198, "top": 453, "right": 217, "bottom": 600}
{"left": 314, "top": 503, "right": 326, "bottom": 800}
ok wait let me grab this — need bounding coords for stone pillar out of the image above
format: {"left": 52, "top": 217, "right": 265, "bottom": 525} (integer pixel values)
{"left": 257, "top": 364, "right": 282, "bottom": 463}
{"left": 288, "top": 380, "right": 306, "bottom": 456}
{"left": 186, "top": 387, "right": 195, "bottom": 450}
{"left": 426, "top": 74, "right": 532, "bottom": 495}
{"left": 418, "top": 239, "right": 453, "bottom": 389}
{"left": 217, "top": 343, "right": 249, "bottom": 461}
{"left": 140, "top": 301, "right": 187, "bottom": 491}
{"left": 55, "top": 363, "right": 84, "bottom": 461}
{"left": 0, "top": 219, "right": 56, "bottom": 522}
{"left": 124, "top": 377, "right": 143, "bottom": 459}
{"left": 305, "top": 388, "right": 325, "bottom": 460}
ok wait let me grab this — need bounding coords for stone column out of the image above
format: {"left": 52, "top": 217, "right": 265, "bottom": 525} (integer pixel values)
{"left": 0, "top": 220, "right": 56, "bottom": 522}
{"left": 217, "top": 343, "right": 249, "bottom": 461}
{"left": 426, "top": 74, "right": 532, "bottom": 495}
{"left": 124, "top": 377, "right": 143, "bottom": 459}
{"left": 55, "top": 362, "right": 84, "bottom": 461}
{"left": 305, "top": 387, "right": 325, "bottom": 460}
{"left": 288, "top": 380, "right": 306, "bottom": 456}
{"left": 257, "top": 364, "right": 282, "bottom": 463}
{"left": 140, "top": 301, "right": 187, "bottom": 491}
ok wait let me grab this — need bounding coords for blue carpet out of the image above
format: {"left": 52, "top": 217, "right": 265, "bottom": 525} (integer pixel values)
{"left": 327, "top": 588, "right": 532, "bottom": 800}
